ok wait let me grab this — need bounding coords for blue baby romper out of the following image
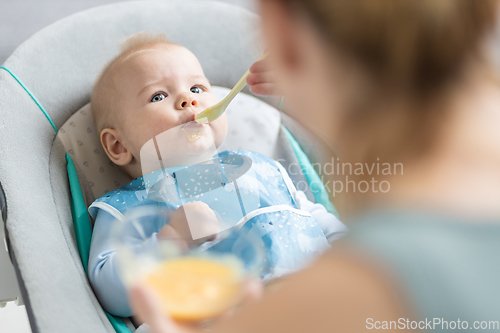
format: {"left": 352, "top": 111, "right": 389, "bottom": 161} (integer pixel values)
{"left": 89, "top": 150, "right": 330, "bottom": 280}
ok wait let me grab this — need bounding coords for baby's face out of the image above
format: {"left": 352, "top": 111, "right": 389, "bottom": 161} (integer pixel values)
{"left": 112, "top": 44, "right": 227, "bottom": 169}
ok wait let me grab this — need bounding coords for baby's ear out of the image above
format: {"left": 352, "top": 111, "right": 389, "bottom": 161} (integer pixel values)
{"left": 100, "top": 128, "right": 133, "bottom": 166}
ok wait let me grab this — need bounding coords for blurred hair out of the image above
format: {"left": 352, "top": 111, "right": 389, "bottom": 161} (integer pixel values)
{"left": 278, "top": 0, "right": 499, "bottom": 213}
{"left": 91, "top": 32, "right": 175, "bottom": 134}
{"left": 283, "top": 0, "right": 498, "bottom": 93}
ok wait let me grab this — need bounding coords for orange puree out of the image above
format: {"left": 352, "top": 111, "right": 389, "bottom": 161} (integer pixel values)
{"left": 144, "top": 257, "right": 242, "bottom": 322}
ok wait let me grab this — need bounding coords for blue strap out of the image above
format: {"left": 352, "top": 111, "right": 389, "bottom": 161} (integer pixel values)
{"left": 0, "top": 66, "right": 58, "bottom": 134}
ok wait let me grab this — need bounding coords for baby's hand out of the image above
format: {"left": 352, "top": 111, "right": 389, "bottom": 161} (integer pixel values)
{"left": 246, "top": 55, "right": 278, "bottom": 96}
{"left": 157, "top": 201, "right": 220, "bottom": 248}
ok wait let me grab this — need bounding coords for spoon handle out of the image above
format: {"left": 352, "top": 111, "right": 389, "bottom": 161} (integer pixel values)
{"left": 220, "top": 52, "right": 268, "bottom": 108}
{"left": 220, "top": 69, "right": 251, "bottom": 109}
{"left": 195, "top": 52, "right": 269, "bottom": 123}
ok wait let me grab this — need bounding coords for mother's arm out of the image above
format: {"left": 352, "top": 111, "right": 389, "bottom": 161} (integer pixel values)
{"left": 131, "top": 250, "right": 411, "bottom": 333}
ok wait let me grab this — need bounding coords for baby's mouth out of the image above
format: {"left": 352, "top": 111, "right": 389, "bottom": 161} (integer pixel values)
{"left": 181, "top": 121, "right": 205, "bottom": 142}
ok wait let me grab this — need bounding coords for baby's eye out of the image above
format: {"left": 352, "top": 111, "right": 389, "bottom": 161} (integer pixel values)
{"left": 151, "top": 93, "right": 167, "bottom": 103}
{"left": 190, "top": 86, "right": 202, "bottom": 94}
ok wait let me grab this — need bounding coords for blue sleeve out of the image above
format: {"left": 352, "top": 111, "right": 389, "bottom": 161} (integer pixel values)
{"left": 294, "top": 190, "right": 348, "bottom": 242}
{"left": 88, "top": 210, "right": 132, "bottom": 317}
{"left": 88, "top": 209, "right": 162, "bottom": 317}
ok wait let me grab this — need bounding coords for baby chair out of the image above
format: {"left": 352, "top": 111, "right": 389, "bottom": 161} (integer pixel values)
{"left": 0, "top": 1, "right": 336, "bottom": 332}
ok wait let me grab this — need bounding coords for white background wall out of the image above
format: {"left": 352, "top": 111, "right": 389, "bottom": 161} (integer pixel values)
{"left": 0, "top": 0, "right": 256, "bottom": 65}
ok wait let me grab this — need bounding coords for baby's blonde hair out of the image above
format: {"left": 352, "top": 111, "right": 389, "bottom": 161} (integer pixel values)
{"left": 91, "top": 32, "right": 176, "bottom": 134}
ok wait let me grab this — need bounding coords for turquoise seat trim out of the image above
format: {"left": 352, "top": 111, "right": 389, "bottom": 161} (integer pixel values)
{"left": 283, "top": 127, "right": 339, "bottom": 217}
{"left": 1, "top": 65, "right": 130, "bottom": 333}
{"left": 0, "top": 66, "right": 58, "bottom": 134}
{"left": 67, "top": 153, "right": 132, "bottom": 333}
{"left": 66, "top": 153, "right": 92, "bottom": 272}
{"left": 105, "top": 313, "right": 132, "bottom": 333}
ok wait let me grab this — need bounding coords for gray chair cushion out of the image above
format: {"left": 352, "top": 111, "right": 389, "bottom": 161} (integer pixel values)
{"left": 0, "top": 1, "right": 264, "bottom": 332}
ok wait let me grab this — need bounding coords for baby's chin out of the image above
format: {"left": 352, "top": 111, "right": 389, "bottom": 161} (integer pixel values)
{"left": 180, "top": 133, "right": 216, "bottom": 155}
{"left": 140, "top": 119, "right": 228, "bottom": 169}
{"left": 160, "top": 127, "right": 219, "bottom": 165}
{"left": 181, "top": 122, "right": 227, "bottom": 152}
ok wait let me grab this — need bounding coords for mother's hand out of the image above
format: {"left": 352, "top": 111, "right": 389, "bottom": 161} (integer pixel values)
{"left": 129, "top": 280, "right": 263, "bottom": 333}
{"left": 246, "top": 55, "right": 278, "bottom": 96}
{"left": 130, "top": 284, "right": 199, "bottom": 333}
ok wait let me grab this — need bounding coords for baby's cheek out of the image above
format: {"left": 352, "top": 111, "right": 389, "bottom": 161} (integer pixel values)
{"left": 135, "top": 117, "right": 177, "bottom": 152}
{"left": 211, "top": 115, "right": 228, "bottom": 147}
{"left": 152, "top": 114, "right": 178, "bottom": 134}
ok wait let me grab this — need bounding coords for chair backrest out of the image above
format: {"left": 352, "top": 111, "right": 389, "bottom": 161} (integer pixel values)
{"left": 0, "top": 1, "right": 268, "bottom": 332}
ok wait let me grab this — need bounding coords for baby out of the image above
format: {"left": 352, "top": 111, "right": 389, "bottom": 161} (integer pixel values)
{"left": 87, "top": 33, "right": 347, "bottom": 317}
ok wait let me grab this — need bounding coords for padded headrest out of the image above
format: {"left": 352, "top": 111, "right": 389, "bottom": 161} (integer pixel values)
{"left": 1, "top": 0, "right": 268, "bottom": 132}
{"left": 57, "top": 87, "right": 281, "bottom": 201}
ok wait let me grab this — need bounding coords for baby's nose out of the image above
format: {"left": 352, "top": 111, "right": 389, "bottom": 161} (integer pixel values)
{"left": 176, "top": 93, "right": 199, "bottom": 109}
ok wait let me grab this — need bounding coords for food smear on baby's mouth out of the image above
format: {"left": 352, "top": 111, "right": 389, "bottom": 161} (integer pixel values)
{"left": 182, "top": 121, "right": 205, "bottom": 142}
